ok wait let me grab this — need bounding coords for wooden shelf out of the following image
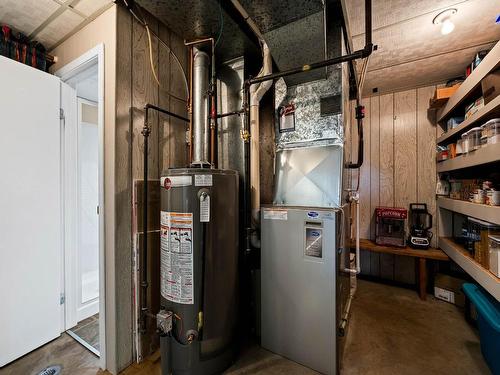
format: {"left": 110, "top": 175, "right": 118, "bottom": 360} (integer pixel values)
{"left": 437, "top": 142, "right": 500, "bottom": 172}
{"left": 439, "top": 237, "right": 500, "bottom": 301}
{"left": 356, "top": 238, "right": 449, "bottom": 260}
{"left": 437, "top": 197, "right": 500, "bottom": 225}
{"left": 437, "top": 94, "right": 500, "bottom": 145}
{"left": 438, "top": 41, "right": 500, "bottom": 123}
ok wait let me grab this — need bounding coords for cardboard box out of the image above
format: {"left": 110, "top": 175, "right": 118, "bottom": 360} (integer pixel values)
{"left": 429, "top": 84, "right": 461, "bottom": 108}
{"left": 481, "top": 68, "right": 500, "bottom": 105}
{"left": 434, "top": 274, "right": 466, "bottom": 307}
{"left": 465, "top": 97, "right": 484, "bottom": 119}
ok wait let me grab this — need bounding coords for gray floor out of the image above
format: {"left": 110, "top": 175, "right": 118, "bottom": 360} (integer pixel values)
{"left": 342, "top": 280, "right": 490, "bottom": 375}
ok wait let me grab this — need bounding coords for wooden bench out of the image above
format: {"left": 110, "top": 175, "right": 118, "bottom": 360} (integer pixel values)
{"left": 355, "top": 239, "right": 450, "bottom": 300}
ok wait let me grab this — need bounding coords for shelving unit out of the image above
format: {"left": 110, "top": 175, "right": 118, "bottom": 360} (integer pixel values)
{"left": 437, "top": 142, "right": 500, "bottom": 172}
{"left": 438, "top": 197, "right": 500, "bottom": 225}
{"left": 437, "top": 95, "right": 500, "bottom": 144}
{"left": 438, "top": 40, "right": 500, "bottom": 124}
{"left": 439, "top": 237, "right": 500, "bottom": 301}
{"left": 435, "top": 40, "right": 500, "bottom": 301}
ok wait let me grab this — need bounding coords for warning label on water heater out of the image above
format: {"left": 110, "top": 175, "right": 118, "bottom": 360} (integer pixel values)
{"left": 160, "top": 211, "right": 194, "bottom": 304}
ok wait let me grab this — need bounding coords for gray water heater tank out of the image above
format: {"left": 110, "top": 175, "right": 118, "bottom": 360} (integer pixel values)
{"left": 159, "top": 168, "right": 239, "bottom": 375}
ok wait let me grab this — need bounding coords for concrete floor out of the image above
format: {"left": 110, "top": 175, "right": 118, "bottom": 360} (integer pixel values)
{"left": 342, "top": 280, "right": 490, "bottom": 375}
{"left": 0, "top": 280, "right": 490, "bottom": 375}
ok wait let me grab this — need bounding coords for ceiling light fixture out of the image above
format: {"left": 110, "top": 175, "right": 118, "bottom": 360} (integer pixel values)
{"left": 433, "top": 8, "right": 458, "bottom": 35}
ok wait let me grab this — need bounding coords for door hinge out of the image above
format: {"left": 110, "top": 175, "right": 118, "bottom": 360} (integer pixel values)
{"left": 97, "top": 205, "right": 100, "bottom": 215}
{"left": 60, "top": 108, "right": 65, "bottom": 120}
{"left": 60, "top": 293, "right": 65, "bottom": 305}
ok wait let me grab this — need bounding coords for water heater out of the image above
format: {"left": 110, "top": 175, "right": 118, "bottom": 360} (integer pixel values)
{"left": 159, "top": 168, "right": 239, "bottom": 375}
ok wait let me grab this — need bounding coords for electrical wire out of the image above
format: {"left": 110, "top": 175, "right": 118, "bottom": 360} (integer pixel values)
{"left": 145, "top": 24, "right": 161, "bottom": 87}
{"left": 123, "top": 0, "right": 189, "bottom": 96}
{"left": 214, "top": 0, "right": 224, "bottom": 47}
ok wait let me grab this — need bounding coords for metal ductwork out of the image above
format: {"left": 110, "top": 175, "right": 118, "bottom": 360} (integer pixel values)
{"left": 192, "top": 49, "right": 211, "bottom": 166}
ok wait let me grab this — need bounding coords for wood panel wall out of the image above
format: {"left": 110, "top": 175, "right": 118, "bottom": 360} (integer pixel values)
{"left": 353, "top": 85, "right": 439, "bottom": 284}
{"left": 115, "top": 4, "right": 188, "bottom": 369}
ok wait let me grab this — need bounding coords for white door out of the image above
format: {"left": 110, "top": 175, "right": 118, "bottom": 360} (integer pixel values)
{"left": 0, "top": 56, "right": 63, "bottom": 366}
{"left": 77, "top": 99, "right": 99, "bottom": 322}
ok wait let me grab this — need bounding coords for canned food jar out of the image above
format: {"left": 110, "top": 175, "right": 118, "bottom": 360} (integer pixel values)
{"left": 489, "top": 235, "right": 500, "bottom": 277}
{"left": 468, "top": 127, "right": 482, "bottom": 151}
{"left": 472, "top": 189, "right": 485, "bottom": 204}
{"left": 490, "top": 190, "right": 500, "bottom": 206}
{"left": 484, "top": 118, "right": 500, "bottom": 145}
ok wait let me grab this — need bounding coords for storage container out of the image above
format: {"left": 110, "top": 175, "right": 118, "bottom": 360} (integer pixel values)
{"left": 462, "top": 283, "right": 500, "bottom": 375}
{"left": 467, "top": 217, "right": 500, "bottom": 269}
{"left": 489, "top": 235, "right": 500, "bottom": 277}
{"left": 484, "top": 118, "right": 500, "bottom": 144}
{"left": 468, "top": 127, "right": 482, "bottom": 151}
{"left": 461, "top": 131, "right": 470, "bottom": 153}
{"left": 456, "top": 139, "right": 463, "bottom": 155}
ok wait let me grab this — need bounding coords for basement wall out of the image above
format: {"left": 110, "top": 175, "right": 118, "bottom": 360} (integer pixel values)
{"left": 115, "top": 4, "right": 189, "bottom": 370}
{"left": 352, "top": 85, "right": 441, "bottom": 284}
{"left": 49, "top": 6, "right": 119, "bottom": 373}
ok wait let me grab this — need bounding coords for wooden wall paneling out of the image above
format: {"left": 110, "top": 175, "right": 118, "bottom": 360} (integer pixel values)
{"left": 378, "top": 93, "right": 395, "bottom": 279}
{"left": 369, "top": 95, "right": 380, "bottom": 275}
{"left": 358, "top": 100, "right": 371, "bottom": 274}
{"left": 115, "top": 6, "right": 134, "bottom": 368}
{"left": 132, "top": 12, "right": 160, "bottom": 359}
{"left": 158, "top": 23, "right": 171, "bottom": 173}
{"left": 379, "top": 93, "right": 395, "bottom": 207}
{"left": 168, "top": 32, "right": 188, "bottom": 168}
{"left": 394, "top": 89, "right": 417, "bottom": 285}
{"left": 132, "top": 14, "right": 159, "bottom": 180}
{"left": 417, "top": 86, "right": 438, "bottom": 248}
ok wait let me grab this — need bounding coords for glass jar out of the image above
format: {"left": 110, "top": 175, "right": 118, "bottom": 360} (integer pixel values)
{"left": 468, "top": 127, "right": 482, "bottom": 151}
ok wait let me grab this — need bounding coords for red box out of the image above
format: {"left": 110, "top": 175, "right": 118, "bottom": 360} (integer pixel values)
{"left": 375, "top": 207, "right": 407, "bottom": 247}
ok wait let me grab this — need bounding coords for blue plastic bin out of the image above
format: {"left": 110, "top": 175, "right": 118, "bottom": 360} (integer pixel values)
{"left": 462, "top": 283, "right": 500, "bottom": 375}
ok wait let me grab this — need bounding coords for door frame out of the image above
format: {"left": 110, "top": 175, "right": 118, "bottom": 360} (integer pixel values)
{"left": 54, "top": 44, "right": 106, "bottom": 368}
{"left": 76, "top": 97, "right": 100, "bottom": 322}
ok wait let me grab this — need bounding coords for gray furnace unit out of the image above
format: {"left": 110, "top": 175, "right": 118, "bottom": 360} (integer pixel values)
{"left": 261, "top": 206, "right": 341, "bottom": 374}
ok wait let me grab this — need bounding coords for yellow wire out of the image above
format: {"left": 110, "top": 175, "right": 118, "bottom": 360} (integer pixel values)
{"left": 145, "top": 24, "right": 161, "bottom": 87}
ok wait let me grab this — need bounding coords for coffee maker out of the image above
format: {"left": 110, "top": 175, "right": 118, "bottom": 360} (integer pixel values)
{"left": 408, "top": 203, "right": 433, "bottom": 249}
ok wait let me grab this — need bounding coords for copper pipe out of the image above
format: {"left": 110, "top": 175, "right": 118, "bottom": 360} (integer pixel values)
{"left": 188, "top": 46, "right": 194, "bottom": 164}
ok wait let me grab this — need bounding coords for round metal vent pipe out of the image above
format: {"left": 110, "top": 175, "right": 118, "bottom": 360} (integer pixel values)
{"left": 191, "top": 48, "right": 211, "bottom": 166}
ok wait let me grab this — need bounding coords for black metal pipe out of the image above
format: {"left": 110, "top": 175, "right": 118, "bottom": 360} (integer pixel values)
{"left": 140, "top": 107, "right": 151, "bottom": 334}
{"left": 216, "top": 110, "right": 244, "bottom": 119}
{"left": 242, "top": 88, "right": 251, "bottom": 254}
{"left": 140, "top": 103, "right": 189, "bottom": 334}
{"left": 248, "top": 49, "right": 367, "bottom": 86}
{"left": 144, "top": 103, "right": 189, "bottom": 122}
{"left": 365, "top": 0, "right": 372, "bottom": 47}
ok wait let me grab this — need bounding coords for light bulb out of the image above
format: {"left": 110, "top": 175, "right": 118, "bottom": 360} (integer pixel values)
{"left": 441, "top": 18, "right": 455, "bottom": 35}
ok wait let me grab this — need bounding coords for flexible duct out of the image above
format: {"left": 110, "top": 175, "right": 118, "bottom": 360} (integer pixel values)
{"left": 192, "top": 49, "right": 210, "bottom": 166}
